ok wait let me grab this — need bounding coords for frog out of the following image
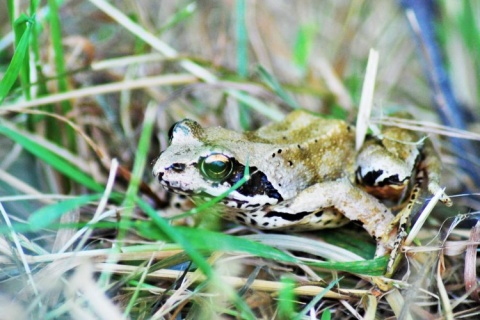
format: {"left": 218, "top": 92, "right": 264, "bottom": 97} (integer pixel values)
{"left": 152, "top": 110, "right": 451, "bottom": 264}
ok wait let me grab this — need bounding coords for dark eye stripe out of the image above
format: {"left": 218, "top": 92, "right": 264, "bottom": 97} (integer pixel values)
{"left": 225, "top": 159, "right": 283, "bottom": 202}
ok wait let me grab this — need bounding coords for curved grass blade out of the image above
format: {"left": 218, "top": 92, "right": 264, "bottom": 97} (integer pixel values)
{"left": 28, "top": 194, "right": 102, "bottom": 230}
{"left": 137, "top": 222, "right": 387, "bottom": 275}
{"left": 13, "top": 14, "right": 31, "bottom": 100}
{"left": 305, "top": 257, "right": 387, "bottom": 276}
{"left": 158, "top": 2, "right": 196, "bottom": 34}
{"left": 0, "top": 14, "right": 34, "bottom": 104}
{"left": 257, "top": 65, "right": 300, "bottom": 109}
{"left": 294, "top": 278, "right": 341, "bottom": 320}
{"left": 0, "top": 124, "right": 104, "bottom": 192}
{"left": 118, "top": 103, "right": 156, "bottom": 240}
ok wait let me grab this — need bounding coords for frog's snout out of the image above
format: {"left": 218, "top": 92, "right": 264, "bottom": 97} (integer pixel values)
{"left": 155, "top": 162, "right": 189, "bottom": 188}
{"left": 156, "top": 171, "right": 172, "bottom": 189}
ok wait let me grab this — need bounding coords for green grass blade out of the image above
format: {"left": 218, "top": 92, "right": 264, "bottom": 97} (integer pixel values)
{"left": 321, "top": 309, "right": 332, "bottom": 320}
{"left": 137, "top": 205, "right": 258, "bottom": 319}
{"left": 236, "top": 0, "right": 250, "bottom": 129}
{"left": 28, "top": 194, "right": 102, "bottom": 230}
{"left": 294, "top": 278, "right": 341, "bottom": 320}
{"left": 118, "top": 104, "right": 156, "bottom": 242}
{"left": 0, "top": 123, "right": 104, "bottom": 192}
{"left": 136, "top": 199, "right": 214, "bottom": 278}
{"left": 226, "top": 88, "right": 285, "bottom": 121}
{"left": 123, "top": 260, "right": 151, "bottom": 318}
{"left": 458, "top": 2, "right": 480, "bottom": 55}
{"left": 0, "top": 14, "right": 34, "bottom": 104}
{"left": 135, "top": 199, "right": 255, "bottom": 318}
{"left": 138, "top": 219, "right": 387, "bottom": 275}
{"left": 6, "top": 0, "right": 14, "bottom": 23}
{"left": 136, "top": 222, "right": 297, "bottom": 263}
{"left": 278, "top": 277, "right": 296, "bottom": 319}
{"left": 158, "top": 2, "right": 196, "bottom": 34}
{"left": 124, "top": 105, "right": 155, "bottom": 205}
{"left": 28, "top": 1, "right": 42, "bottom": 86}
{"left": 305, "top": 256, "right": 388, "bottom": 276}
{"left": 140, "top": 223, "right": 389, "bottom": 275}
{"left": 293, "top": 24, "right": 315, "bottom": 72}
{"left": 178, "top": 227, "right": 299, "bottom": 263}
{"left": 25, "top": 2, "right": 47, "bottom": 130}
{"left": 319, "top": 228, "right": 376, "bottom": 259}
{"left": 13, "top": 14, "right": 32, "bottom": 100}
{"left": 236, "top": 0, "right": 248, "bottom": 78}
{"left": 46, "top": 0, "right": 69, "bottom": 107}
{"left": 257, "top": 65, "right": 300, "bottom": 109}
{"left": 457, "top": 1, "right": 480, "bottom": 101}
{"left": 47, "top": 0, "right": 75, "bottom": 148}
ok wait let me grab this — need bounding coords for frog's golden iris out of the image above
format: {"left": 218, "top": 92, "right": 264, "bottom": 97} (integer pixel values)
{"left": 200, "top": 153, "right": 233, "bottom": 182}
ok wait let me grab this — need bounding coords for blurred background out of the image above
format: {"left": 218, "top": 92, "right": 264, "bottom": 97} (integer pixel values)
{"left": 0, "top": 1, "right": 479, "bottom": 319}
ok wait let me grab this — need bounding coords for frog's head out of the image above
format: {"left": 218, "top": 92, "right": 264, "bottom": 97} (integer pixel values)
{"left": 153, "top": 119, "right": 283, "bottom": 209}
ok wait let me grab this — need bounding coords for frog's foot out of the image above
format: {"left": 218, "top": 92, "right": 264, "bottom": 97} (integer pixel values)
{"left": 428, "top": 181, "right": 452, "bottom": 207}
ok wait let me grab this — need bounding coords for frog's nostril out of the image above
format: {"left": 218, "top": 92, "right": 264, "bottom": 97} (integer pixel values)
{"left": 157, "top": 172, "right": 164, "bottom": 181}
{"left": 170, "top": 163, "right": 186, "bottom": 172}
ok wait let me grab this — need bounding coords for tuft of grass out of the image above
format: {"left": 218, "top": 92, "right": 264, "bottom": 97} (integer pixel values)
{"left": 0, "top": 122, "right": 104, "bottom": 191}
{"left": 0, "top": 1, "right": 478, "bottom": 319}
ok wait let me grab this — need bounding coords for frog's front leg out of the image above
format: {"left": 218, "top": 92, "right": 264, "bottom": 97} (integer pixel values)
{"left": 254, "top": 178, "right": 396, "bottom": 252}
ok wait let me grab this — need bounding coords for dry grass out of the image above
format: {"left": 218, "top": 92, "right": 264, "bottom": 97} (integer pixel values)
{"left": 1, "top": 1, "right": 479, "bottom": 319}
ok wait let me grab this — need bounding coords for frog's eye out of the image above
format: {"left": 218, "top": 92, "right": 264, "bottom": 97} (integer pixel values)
{"left": 200, "top": 153, "right": 233, "bottom": 182}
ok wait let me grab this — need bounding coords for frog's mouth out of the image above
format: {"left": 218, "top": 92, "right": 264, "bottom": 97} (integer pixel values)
{"left": 157, "top": 172, "right": 195, "bottom": 195}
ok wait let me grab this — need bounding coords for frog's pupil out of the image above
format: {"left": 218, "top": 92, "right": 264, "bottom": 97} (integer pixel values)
{"left": 201, "top": 154, "right": 233, "bottom": 181}
{"left": 207, "top": 160, "right": 226, "bottom": 173}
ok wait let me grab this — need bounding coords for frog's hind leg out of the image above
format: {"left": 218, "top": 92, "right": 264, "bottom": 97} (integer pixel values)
{"left": 385, "top": 169, "right": 424, "bottom": 276}
{"left": 385, "top": 141, "right": 451, "bottom": 276}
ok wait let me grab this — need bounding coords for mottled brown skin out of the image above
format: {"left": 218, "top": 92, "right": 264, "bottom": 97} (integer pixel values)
{"left": 153, "top": 110, "right": 451, "bottom": 259}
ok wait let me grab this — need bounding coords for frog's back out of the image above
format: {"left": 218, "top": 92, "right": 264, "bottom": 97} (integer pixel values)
{"left": 249, "top": 110, "right": 356, "bottom": 195}
{"left": 254, "top": 110, "right": 352, "bottom": 145}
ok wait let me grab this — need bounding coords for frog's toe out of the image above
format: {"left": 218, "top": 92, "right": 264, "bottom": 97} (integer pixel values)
{"left": 440, "top": 194, "right": 453, "bottom": 206}
{"left": 428, "top": 182, "right": 452, "bottom": 207}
